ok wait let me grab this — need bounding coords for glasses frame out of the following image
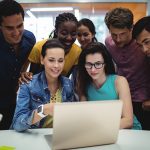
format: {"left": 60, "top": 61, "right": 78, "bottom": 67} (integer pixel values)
{"left": 85, "top": 61, "right": 105, "bottom": 69}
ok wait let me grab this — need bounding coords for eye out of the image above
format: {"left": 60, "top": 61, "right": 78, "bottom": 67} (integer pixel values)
{"left": 83, "top": 33, "right": 89, "bottom": 37}
{"left": 144, "top": 39, "right": 150, "bottom": 45}
{"left": 48, "top": 59, "right": 55, "bottom": 62}
{"left": 58, "top": 58, "right": 64, "bottom": 63}
{"left": 17, "top": 23, "right": 23, "bottom": 29}
{"left": 71, "top": 32, "right": 77, "bottom": 37}
{"left": 85, "top": 62, "right": 92, "bottom": 68}
{"left": 60, "top": 31, "right": 68, "bottom": 36}
{"left": 95, "top": 62, "right": 102, "bottom": 66}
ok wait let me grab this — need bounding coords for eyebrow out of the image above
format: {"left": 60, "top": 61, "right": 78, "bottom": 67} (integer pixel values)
{"left": 4, "top": 23, "right": 23, "bottom": 29}
{"left": 142, "top": 38, "right": 150, "bottom": 43}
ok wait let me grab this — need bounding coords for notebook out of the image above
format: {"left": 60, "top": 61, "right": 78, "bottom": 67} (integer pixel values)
{"left": 52, "top": 100, "right": 123, "bottom": 150}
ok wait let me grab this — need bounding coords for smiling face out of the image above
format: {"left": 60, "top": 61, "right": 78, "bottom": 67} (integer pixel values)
{"left": 56, "top": 21, "right": 77, "bottom": 53}
{"left": 136, "top": 29, "right": 150, "bottom": 57}
{"left": 0, "top": 13, "right": 24, "bottom": 46}
{"left": 41, "top": 47, "right": 65, "bottom": 80}
{"left": 109, "top": 25, "right": 132, "bottom": 48}
{"left": 85, "top": 52, "right": 105, "bottom": 81}
{"left": 77, "top": 25, "right": 94, "bottom": 49}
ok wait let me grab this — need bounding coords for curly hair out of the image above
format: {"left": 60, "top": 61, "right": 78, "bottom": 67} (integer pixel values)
{"left": 49, "top": 12, "right": 78, "bottom": 38}
{"left": 104, "top": 7, "right": 133, "bottom": 29}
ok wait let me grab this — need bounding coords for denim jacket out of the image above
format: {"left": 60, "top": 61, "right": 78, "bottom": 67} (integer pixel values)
{"left": 11, "top": 71, "right": 76, "bottom": 131}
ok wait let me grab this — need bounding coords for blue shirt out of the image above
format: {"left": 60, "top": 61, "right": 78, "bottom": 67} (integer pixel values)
{"left": 11, "top": 71, "right": 76, "bottom": 131}
{"left": 0, "top": 30, "right": 36, "bottom": 106}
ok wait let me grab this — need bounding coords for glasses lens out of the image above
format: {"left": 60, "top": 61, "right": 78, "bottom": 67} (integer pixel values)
{"left": 85, "top": 63, "right": 92, "bottom": 69}
{"left": 95, "top": 62, "right": 103, "bottom": 69}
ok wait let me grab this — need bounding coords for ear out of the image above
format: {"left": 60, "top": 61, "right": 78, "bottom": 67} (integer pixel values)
{"left": 40, "top": 55, "right": 44, "bottom": 65}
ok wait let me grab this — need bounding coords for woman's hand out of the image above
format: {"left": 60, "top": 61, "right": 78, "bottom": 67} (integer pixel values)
{"left": 43, "top": 103, "right": 55, "bottom": 116}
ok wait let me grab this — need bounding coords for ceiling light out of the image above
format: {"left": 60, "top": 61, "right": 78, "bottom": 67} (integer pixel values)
{"left": 30, "top": 7, "right": 73, "bottom": 12}
{"left": 26, "top": 10, "right": 37, "bottom": 20}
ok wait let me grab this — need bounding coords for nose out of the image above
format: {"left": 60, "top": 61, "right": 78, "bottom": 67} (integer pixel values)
{"left": 80, "top": 35, "right": 85, "bottom": 41}
{"left": 13, "top": 28, "right": 20, "bottom": 36}
{"left": 54, "top": 61, "right": 59, "bottom": 67}
{"left": 143, "top": 45, "right": 150, "bottom": 54}
{"left": 66, "top": 34, "right": 72, "bottom": 41}
{"left": 91, "top": 65, "right": 96, "bottom": 72}
{"left": 116, "top": 35, "right": 121, "bottom": 42}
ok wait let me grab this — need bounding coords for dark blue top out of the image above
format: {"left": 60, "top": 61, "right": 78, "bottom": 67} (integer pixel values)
{"left": 0, "top": 30, "right": 36, "bottom": 106}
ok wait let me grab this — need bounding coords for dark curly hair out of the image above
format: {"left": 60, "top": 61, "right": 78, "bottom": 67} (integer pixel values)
{"left": 49, "top": 12, "right": 78, "bottom": 38}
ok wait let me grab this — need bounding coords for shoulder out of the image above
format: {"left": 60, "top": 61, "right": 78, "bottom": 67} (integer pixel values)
{"left": 34, "top": 39, "right": 47, "bottom": 47}
{"left": 24, "top": 73, "right": 42, "bottom": 89}
{"left": 30, "top": 39, "right": 47, "bottom": 54}
{"left": 115, "top": 75, "right": 128, "bottom": 87}
{"left": 105, "top": 36, "right": 116, "bottom": 49}
{"left": 60, "top": 76, "right": 72, "bottom": 85}
{"left": 23, "top": 30, "right": 36, "bottom": 44}
{"left": 71, "top": 43, "right": 82, "bottom": 53}
{"left": 116, "top": 75, "right": 127, "bottom": 82}
{"left": 60, "top": 76, "right": 73, "bottom": 91}
{"left": 105, "top": 36, "right": 112, "bottom": 45}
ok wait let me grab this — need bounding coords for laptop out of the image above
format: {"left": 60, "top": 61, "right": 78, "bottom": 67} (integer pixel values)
{"left": 52, "top": 100, "right": 123, "bottom": 150}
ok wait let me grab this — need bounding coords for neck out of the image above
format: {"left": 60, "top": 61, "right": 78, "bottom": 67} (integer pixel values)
{"left": 93, "top": 73, "right": 106, "bottom": 89}
{"left": 45, "top": 73, "right": 59, "bottom": 94}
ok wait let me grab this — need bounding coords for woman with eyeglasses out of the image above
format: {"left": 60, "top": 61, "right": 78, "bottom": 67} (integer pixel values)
{"left": 76, "top": 42, "right": 141, "bottom": 129}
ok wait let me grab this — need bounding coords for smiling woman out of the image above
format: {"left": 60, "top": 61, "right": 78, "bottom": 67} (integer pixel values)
{"left": 11, "top": 39, "right": 76, "bottom": 132}
{"left": 76, "top": 42, "right": 142, "bottom": 129}
{"left": 19, "top": 12, "right": 82, "bottom": 85}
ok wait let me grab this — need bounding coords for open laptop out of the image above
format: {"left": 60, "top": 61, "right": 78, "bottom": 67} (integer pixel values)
{"left": 52, "top": 100, "right": 123, "bottom": 150}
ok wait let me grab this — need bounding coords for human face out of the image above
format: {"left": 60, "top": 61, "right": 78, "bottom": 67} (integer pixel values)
{"left": 109, "top": 25, "right": 132, "bottom": 48}
{"left": 57, "top": 21, "right": 77, "bottom": 53}
{"left": 77, "top": 25, "right": 94, "bottom": 48}
{"left": 136, "top": 29, "right": 150, "bottom": 57}
{"left": 0, "top": 13, "right": 24, "bottom": 46}
{"left": 41, "top": 48, "right": 65, "bottom": 80}
{"left": 85, "top": 53, "right": 105, "bottom": 81}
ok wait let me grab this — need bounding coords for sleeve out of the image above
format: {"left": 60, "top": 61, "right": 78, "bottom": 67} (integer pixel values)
{"left": 11, "top": 84, "right": 37, "bottom": 132}
{"left": 67, "top": 79, "right": 78, "bottom": 102}
{"left": 28, "top": 43, "right": 41, "bottom": 64}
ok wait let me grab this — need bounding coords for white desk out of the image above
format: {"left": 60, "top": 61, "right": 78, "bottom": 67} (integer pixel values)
{"left": 0, "top": 129, "right": 150, "bottom": 150}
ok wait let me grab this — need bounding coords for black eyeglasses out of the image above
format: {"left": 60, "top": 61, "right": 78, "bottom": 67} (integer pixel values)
{"left": 85, "top": 61, "right": 105, "bottom": 69}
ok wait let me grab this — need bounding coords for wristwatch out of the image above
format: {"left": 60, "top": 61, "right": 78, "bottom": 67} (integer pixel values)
{"left": 37, "top": 105, "right": 47, "bottom": 118}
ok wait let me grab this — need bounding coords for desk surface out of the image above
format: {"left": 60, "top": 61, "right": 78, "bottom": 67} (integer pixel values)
{"left": 0, "top": 129, "right": 150, "bottom": 150}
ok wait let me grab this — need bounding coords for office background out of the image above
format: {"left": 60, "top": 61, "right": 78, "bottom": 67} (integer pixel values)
{"left": 14, "top": 0, "right": 150, "bottom": 42}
